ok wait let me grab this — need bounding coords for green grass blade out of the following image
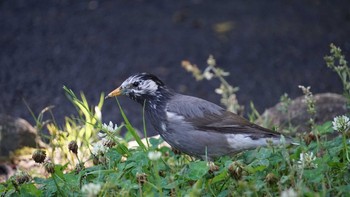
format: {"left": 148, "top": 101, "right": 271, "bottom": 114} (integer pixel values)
{"left": 116, "top": 98, "right": 147, "bottom": 151}
{"left": 143, "top": 100, "right": 150, "bottom": 148}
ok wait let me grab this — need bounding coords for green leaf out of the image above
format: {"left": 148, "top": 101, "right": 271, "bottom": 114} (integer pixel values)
{"left": 217, "top": 190, "right": 229, "bottom": 197}
{"left": 3, "top": 189, "right": 16, "bottom": 197}
{"left": 316, "top": 121, "right": 333, "bottom": 134}
{"left": 19, "top": 183, "right": 42, "bottom": 196}
{"left": 186, "top": 161, "right": 209, "bottom": 180}
{"left": 336, "top": 185, "right": 350, "bottom": 194}
{"left": 54, "top": 164, "right": 67, "bottom": 179}
{"left": 211, "top": 169, "right": 228, "bottom": 184}
{"left": 115, "top": 143, "right": 130, "bottom": 156}
{"left": 149, "top": 137, "right": 163, "bottom": 148}
{"left": 163, "top": 182, "right": 177, "bottom": 190}
{"left": 256, "top": 148, "right": 272, "bottom": 159}
{"left": 303, "top": 169, "right": 323, "bottom": 183}
{"left": 280, "top": 175, "right": 290, "bottom": 184}
{"left": 106, "top": 147, "right": 123, "bottom": 164}
{"left": 248, "top": 158, "right": 269, "bottom": 172}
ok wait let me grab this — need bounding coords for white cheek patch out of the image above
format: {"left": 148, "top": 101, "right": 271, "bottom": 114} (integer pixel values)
{"left": 133, "top": 80, "right": 158, "bottom": 95}
{"left": 142, "top": 80, "right": 158, "bottom": 92}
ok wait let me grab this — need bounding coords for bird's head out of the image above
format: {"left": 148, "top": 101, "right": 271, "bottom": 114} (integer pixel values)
{"left": 105, "top": 73, "right": 170, "bottom": 104}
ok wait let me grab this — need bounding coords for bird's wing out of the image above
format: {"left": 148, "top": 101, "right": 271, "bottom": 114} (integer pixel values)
{"left": 167, "top": 94, "right": 281, "bottom": 137}
{"left": 190, "top": 111, "right": 282, "bottom": 137}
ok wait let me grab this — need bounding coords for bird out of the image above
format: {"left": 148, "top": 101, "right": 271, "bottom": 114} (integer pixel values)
{"left": 106, "top": 73, "right": 292, "bottom": 160}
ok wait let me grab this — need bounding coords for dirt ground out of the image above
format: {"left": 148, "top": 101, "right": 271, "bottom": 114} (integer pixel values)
{"left": 1, "top": 0, "right": 349, "bottom": 136}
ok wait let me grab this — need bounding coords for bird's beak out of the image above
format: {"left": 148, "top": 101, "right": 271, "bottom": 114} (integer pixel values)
{"left": 105, "top": 87, "right": 123, "bottom": 99}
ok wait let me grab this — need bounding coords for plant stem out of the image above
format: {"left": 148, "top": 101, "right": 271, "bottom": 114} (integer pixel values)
{"left": 153, "top": 161, "right": 163, "bottom": 196}
{"left": 341, "top": 134, "right": 350, "bottom": 162}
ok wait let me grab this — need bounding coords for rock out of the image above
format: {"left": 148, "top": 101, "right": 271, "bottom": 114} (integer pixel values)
{"left": 127, "top": 135, "right": 170, "bottom": 149}
{"left": 0, "top": 115, "right": 46, "bottom": 159}
{"left": 0, "top": 164, "right": 14, "bottom": 182}
{"left": 258, "top": 93, "right": 347, "bottom": 134}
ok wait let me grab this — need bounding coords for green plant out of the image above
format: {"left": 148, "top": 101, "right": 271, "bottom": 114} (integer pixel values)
{"left": 43, "top": 87, "right": 105, "bottom": 167}
{"left": 298, "top": 85, "right": 316, "bottom": 129}
{"left": 324, "top": 43, "right": 350, "bottom": 107}
{"left": 3, "top": 91, "right": 350, "bottom": 196}
{"left": 182, "top": 55, "right": 244, "bottom": 114}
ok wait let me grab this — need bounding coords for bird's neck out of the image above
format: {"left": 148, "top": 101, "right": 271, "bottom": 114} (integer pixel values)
{"left": 141, "top": 88, "right": 173, "bottom": 134}
{"left": 143, "top": 88, "right": 173, "bottom": 112}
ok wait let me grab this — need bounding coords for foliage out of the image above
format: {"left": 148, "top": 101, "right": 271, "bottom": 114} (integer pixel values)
{"left": 324, "top": 43, "right": 350, "bottom": 107}
{"left": 182, "top": 55, "right": 244, "bottom": 115}
{"left": 3, "top": 117, "right": 350, "bottom": 196}
{"left": 298, "top": 85, "right": 316, "bottom": 130}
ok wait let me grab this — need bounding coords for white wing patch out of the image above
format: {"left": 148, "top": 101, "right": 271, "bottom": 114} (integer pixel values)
{"left": 166, "top": 111, "right": 184, "bottom": 121}
{"left": 226, "top": 134, "right": 281, "bottom": 151}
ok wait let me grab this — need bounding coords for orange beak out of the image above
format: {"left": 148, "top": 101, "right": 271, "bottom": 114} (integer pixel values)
{"left": 105, "top": 87, "right": 123, "bottom": 99}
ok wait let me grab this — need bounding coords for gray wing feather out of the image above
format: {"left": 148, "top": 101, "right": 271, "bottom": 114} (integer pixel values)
{"left": 167, "top": 94, "right": 223, "bottom": 118}
{"left": 167, "top": 94, "right": 282, "bottom": 137}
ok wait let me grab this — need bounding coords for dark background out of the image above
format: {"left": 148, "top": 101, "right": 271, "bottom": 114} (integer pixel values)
{"left": 1, "top": 0, "right": 349, "bottom": 135}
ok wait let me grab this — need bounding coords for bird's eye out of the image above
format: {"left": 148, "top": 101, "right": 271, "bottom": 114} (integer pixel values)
{"left": 132, "top": 81, "right": 139, "bottom": 87}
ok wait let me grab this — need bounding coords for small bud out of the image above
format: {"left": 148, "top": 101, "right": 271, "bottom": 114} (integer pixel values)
{"left": 207, "top": 55, "right": 216, "bottom": 67}
{"left": 159, "top": 170, "right": 166, "bottom": 177}
{"left": 163, "top": 151, "right": 170, "bottom": 157}
{"left": 92, "top": 155, "right": 107, "bottom": 165}
{"left": 75, "top": 163, "right": 85, "bottom": 174}
{"left": 317, "top": 149, "right": 325, "bottom": 157}
{"left": 14, "top": 171, "right": 31, "bottom": 184}
{"left": 44, "top": 162, "right": 55, "bottom": 174}
{"left": 265, "top": 173, "right": 277, "bottom": 184}
{"left": 169, "top": 188, "right": 176, "bottom": 197}
{"left": 102, "top": 139, "right": 116, "bottom": 148}
{"left": 171, "top": 147, "right": 182, "bottom": 155}
{"left": 208, "top": 163, "right": 220, "bottom": 174}
{"left": 92, "top": 155, "right": 99, "bottom": 165}
{"left": 228, "top": 161, "right": 246, "bottom": 180}
{"left": 98, "top": 156, "right": 107, "bottom": 165}
{"left": 136, "top": 173, "right": 147, "bottom": 185}
{"left": 303, "top": 132, "right": 317, "bottom": 145}
{"left": 32, "top": 149, "right": 46, "bottom": 163}
{"left": 68, "top": 141, "right": 78, "bottom": 154}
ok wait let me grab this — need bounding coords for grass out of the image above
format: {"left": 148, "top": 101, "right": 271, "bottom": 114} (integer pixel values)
{"left": 1, "top": 44, "right": 350, "bottom": 196}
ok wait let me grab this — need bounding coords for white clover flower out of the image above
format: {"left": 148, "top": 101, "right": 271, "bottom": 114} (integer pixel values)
{"left": 297, "top": 152, "right": 318, "bottom": 169}
{"left": 81, "top": 183, "right": 102, "bottom": 197}
{"left": 97, "top": 121, "right": 122, "bottom": 148}
{"left": 332, "top": 115, "right": 350, "bottom": 132}
{"left": 281, "top": 188, "right": 297, "bottom": 197}
{"left": 148, "top": 151, "right": 162, "bottom": 161}
{"left": 102, "top": 121, "right": 118, "bottom": 133}
{"left": 91, "top": 141, "right": 109, "bottom": 156}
